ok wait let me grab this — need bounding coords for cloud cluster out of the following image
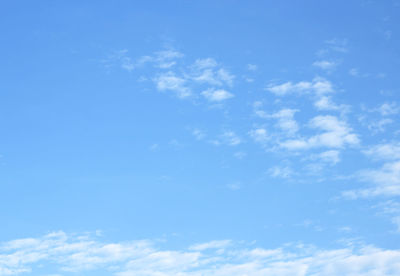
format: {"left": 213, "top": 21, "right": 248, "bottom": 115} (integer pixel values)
{"left": 152, "top": 56, "right": 235, "bottom": 101}
{"left": 1, "top": 232, "right": 400, "bottom": 276}
{"left": 107, "top": 50, "right": 235, "bottom": 102}
{"left": 155, "top": 58, "right": 234, "bottom": 100}
{"left": 280, "top": 115, "right": 359, "bottom": 150}
{"left": 266, "top": 77, "right": 348, "bottom": 114}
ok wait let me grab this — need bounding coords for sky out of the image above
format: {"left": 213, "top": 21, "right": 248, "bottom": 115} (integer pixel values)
{"left": 1, "top": 0, "right": 400, "bottom": 275}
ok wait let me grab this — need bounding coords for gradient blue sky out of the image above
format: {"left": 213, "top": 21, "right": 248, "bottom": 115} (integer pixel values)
{"left": 1, "top": 1, "right": 400, "bottom": 275}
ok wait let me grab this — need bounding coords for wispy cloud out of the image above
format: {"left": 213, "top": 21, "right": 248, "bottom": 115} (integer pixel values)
{"left": 266, "top": 77, "right": 333, "bottom": 96}
{"left": 349, "top": 68, "right": 359, "bottom": 76}
{"left": 318, "top": 150, "right": 341, "bottom": 165}
{"left": 201, "top": 89, "right": 234, "bottom": 102}
{"left": 374, "top": 200, "right": 400, "bottom": 233}
{"left": 192, "top": 128, "right": 206, "bottom": 141}
{"left": 268, "top": 166, "right": 293, "bottom": 178}
{"left": 106, "top": 50, "right": 236, "bottom": 102}
{"left": 226, "top": 182, "right": 242, "bottom": 190}
{"left": 376, "top": 102, "right": 400, "bottom": 116}
{"left": 192, "top": 58, "right": 218, "bottom": 70}
{"left": 211, "top": 131, "right": 242, "bottom": 146}
{"left": 220, "top": 131, "right": 242, "bottom": 146}
{"left": 189, "top": 240, "right": 232, "bottom": 251}
{"left": 247, "top": 64, "right": 258, "bottom": 71}
{"left": 323, "top": 38, "right": 349, "bottom": 53}
{"left": 104, "top": 49, "right": 184, "bottom": 71}
{"left": 233, "top": 151, "right": 247, "bottom": 159}
{"left": 358, "top": 102, "right": 399, "bottom": 133}
{"left": 313, "top": 60, "right": 338, "bottom": 71}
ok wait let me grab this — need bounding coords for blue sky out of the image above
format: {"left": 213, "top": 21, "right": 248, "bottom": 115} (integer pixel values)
{"left": 1, "top": 0, "right": 400, "bottom": 275}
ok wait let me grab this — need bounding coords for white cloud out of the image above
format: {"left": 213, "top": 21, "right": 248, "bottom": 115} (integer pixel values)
{"left": 189, "top": 240, "right": 232, "bottom": 251}
{"left": 191, "top": 64, "right": 235, "bottom": 87}
{"left": 149, "top": 143, "right": 159, "bottom": 151}
{"left": 155, "top": 51, "right": 182, "bottom": 68}
{"left": 349, "top": 68, "right": 359, "bottom": 76}
{"left": 324, "top": 38, "right": 348, "bottom": 53}
{"left": 311, "top": 78, "right": 335, "bottom": 95}
{"left": 249, "top": 128, "right": 269, "bottom": 143}
{"left": 280, "top": 139, "right": 309, "bottom": 150}
{"left": 155, "top": 49, "right": 183, "bottom": 62}
{"left": 270, "top": 109, "right": 299, "bottom": 135}
{"left": 213, "top": 131, "right": 242, "bottom": 146}
{"left": 314, "top": 96, "right": 334, "bottom": 110}
{"left": 359, "top": 103, "right": 399, "bottom": 133}
{"left": 308, "top": 116, "right": 359, "bottom": 147}
{"left": 108, "top": 50, "right": 236, "bottom": 102}
{"left": 191, "top": 69, "right": 215, "bottom": 84}
{"left": 269, "top": 166, "right": 293, "bottom": 178}
{"left": 137, "top": 49, "right": 184, "bottom": 69}
{"left": 314, "top": 96, "right": 349, "bottom": 113}
{"left": 2, "top": 232, "right": 400, "bottom": 276}
{"left": 377, "top": 102, "right": 400, "bottom": 116}
{"left": 338, "top": 226, "right": 352, "bottom": 233}
{"left": 217, "top": 69, "right": 235, "bottom": 86}
{"left": 223, "top": 131, "right": 241, "bottom": 146}
{"left": 226, "top": 182, "right": 241, "bottom": 190}
{"left": 266, "top": 81, "right": 310, "bottom": 96}
{"left": 233, "top": 151, "right": 247, "bottom": 159}
{"left": 319, "top": 150, "right": 340, "bottom": 164}
{"left": 106, "top": 49, "right": 184, "bottom": 71}
{"left": 313, "top": 60, "right": 338, "bottom": 70}
{"left": 364, "top": 102, "right": 400, "bottom": 117}
{"left": 266, "top": 77, "right": 333, "bottom": 96}
{"left": 253, "top": 104, "right": 299, "bottom": 136}
{"left": 343, "top": 161, "right": 400, "bottom": 198}
{"left": 253, "top": 101, "right": 269, "bottom": 119}
{"left": 104, "top": 49, "right": 135, "bottom": 72}
{"left": 253, "top": 101, "right": 263, "bottom": 109}
{"left": 247, "top": 64, "right": 258, "bottom": 71}
{"left": 392, "top": 216, "right": 400, "bottom": 232}
{"left": 280, "top": 115, "right": 359, "bottom": 150}
{"left": 192, "top": 129, "right": 206, "bottom": 140}
{"left": 153, "top": 57, "right": 234, "bottom": 100}
{"left": 363, "top": 142, "right": 400, "bottom": 161}
{"left": 375, "top": 200, "right": 400, "bottom": 215}
{"left": 373, "top": 200, "right": 400, "bottom": 232}
{"left": 192, "top": 58, "right": 218, "bottom": 69}
{"left": 201, "top": 89, "right": 234, "bottom": 102}
{"left": 367, "top": 118, "right": 393, "bottom": 133}
{"left": 154, "top": 72, "right": 191, "bottom": 98}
